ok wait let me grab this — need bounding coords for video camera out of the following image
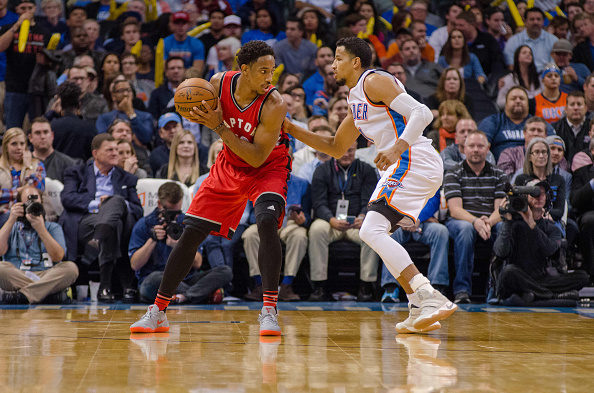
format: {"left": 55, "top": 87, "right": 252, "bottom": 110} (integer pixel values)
{"left": 18, "top": 194, "right": 45, "bottom": 228}
{"left": 150, "top": 209, "right": 183, "bottom": 241}
{"left": 498, "top": 183, "right": 541, "bottom": 217}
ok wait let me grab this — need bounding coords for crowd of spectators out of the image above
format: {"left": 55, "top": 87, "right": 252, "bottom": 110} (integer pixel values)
{"left": 0, "top": 0, "right": 593, "bottom": 307}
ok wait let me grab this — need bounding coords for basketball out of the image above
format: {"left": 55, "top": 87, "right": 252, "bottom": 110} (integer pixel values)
{"left": 174, "top": 78, "right": 218, "bottom": 120}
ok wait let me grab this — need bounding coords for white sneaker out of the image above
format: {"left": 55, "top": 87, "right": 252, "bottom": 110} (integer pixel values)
{"left": 396, "top": 303, "right": 441, "bottom": 334}
{"left": 130, "top": 305, "right": 170, "bottom": 333}
{"left": 413, "top": 288, "right": 457, "bottom": 330}
{"left": 258, "top": 306, "right": 281, "bottom": 336}
{"left": 129, "top": 333, "right": 170, "bottom": 361}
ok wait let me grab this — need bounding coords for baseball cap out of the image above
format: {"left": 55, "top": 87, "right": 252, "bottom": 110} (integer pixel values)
{"left": 171, "top": 11, "right": 190, "bottom": 23}
{"left": 552, "top": 39, "right": 573, "bottom": 54}
{"left": 223, "top": 15, "right": 241, "bottom": 26}
{"left": 545, "top": 135, "right": 566, "bottom": 151}
{"left": 158, "top": 112, "right": 182, "bottom": 129}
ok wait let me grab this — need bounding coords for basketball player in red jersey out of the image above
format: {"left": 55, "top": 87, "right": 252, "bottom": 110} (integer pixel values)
{"left": 130, "top": 40, "right": 290, "bottom": 336}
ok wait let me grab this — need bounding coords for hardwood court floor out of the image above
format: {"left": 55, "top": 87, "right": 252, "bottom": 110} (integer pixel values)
{"left": 2, "top": 303, "right": 594, "bottom": 392}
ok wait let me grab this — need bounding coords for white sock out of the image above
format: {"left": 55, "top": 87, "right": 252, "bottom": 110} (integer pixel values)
{"left": 407, "top": 292, "right": 420, "bottom": 307}
{"left": 359, "top": 211, "right": 414, "bottom": 277}
{"left": 409, "top": 273, "right": 434, "bottom": 293}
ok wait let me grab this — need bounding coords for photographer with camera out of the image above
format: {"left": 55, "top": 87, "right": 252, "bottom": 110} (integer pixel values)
{"left": 0, "top": 186, "right": 78, "bottom": 304}
{"left": 494, "top": 178, "right": 589, "bottom": 306}
{"left": 129, "top": 182, "right": 232, "bottom": 304}
{"left": 444, "top": 130, "right": 508, "bottom": 304}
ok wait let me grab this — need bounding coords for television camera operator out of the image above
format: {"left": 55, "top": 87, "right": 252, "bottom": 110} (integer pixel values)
{"left": 493, "top": 179, "right": 589, "bottom": 305}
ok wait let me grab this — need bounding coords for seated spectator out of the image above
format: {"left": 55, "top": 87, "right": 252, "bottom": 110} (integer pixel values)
{"left": 302, "top": 46, "right": 334, "bottom": 106}
{"left": 98, "top": 53, "right": 120, "bottom": 93}
{"left": 205, "top": 37, "right": 241, "bottom": 80}
{"left": 444, "top": 130, "right": 507, "bottom": 304}
{"left": 82, "top": 19, "right": 104, "bottom": 52}
{"left": 50, "top": 81, "right": 96, "bottom": 161}
{"left": 479, "top": 86, "right": 554, "bottom": 160}
{"left": 198, "top": 9, "right": 226, "bottom": 58}
{"left": 571, "top": 123, "right": 594, "bottom": 172}
{"left": 503, "top": 7, "right": 558, "bottom": 72}
{"left": 120, "top": 52, "right": 155, "bottom": 107}
{"left": 437, "top": 29, "right": 486, "bottom": 84}
{"left": 399, "top": 38, "right": 443, "bottom": 100}
{"left": 440, "top": 118, "right": 496, "bottom": 172}
{"left": 553, "top": 91, "right": 591, "bottom": 165}
{"left": 427, "top": 100, "right": 471, "bottom": 152}
{"left": 572, "top": 13, "right": 594, "bottom": 71}
{"left": 295, "top": 125, "right": 334, "bottom": 183}
{"left": 571, "top": 138, "right": 594, "bottom": 279}
{"left": 273, "top": 17, "right": 317, "bottom": 78}
{"left": 497, "top": 45, "right": 543, "bottom": 110}
{"left": 498, "top": 116, "right": 548, "bottom": 176}
{"left": 243, "top": 168, "right": 311, "bottom": 302}
{"left": 308, "top": 141, "right": 379, "bottom": 302}
{"left": 0, "top": 128, "right": 46, "bottom": 228}
{"left": 148, "top": 57, "right": 185, "bottom": 121}
{"left": 312, "top": 63, "right": 338, "bottom": 116}
{"left": 546, "top": 135, "right": 572, "bottom": 198}
{"left": 38, "top": 0, "right": 67, "bottom": 36}
{"left": 58, "top": 26, "right": 102, "bottom": 75}
{"left": 495, "top": 179, "right": 589, "bottom": 305}
{"left": 156, "top": 130, "right": 208, "bottom": 187}
{"left": 277, "top": 73, "right": 300, "bottom": 94}
{"left": 454, "top": 10, "right": 505, "bottom": 79}
{"left": 286, "top": 85, "right": 310, "bottom": 123}
{"left": 104, "top": 17, "right": 142, "bottom": 55}
{"left": 107, "top": 118, "right": 151, "bottom": 176}
{"left": 129, "top": 182, "right": 232, "bottom": 304}
{"left": 548, "top": 15, "right": 570, "bottom": 40}
{"left": 96, "top": 79, "right": 153, "bottom": 146}
{"left": 29, "top": 117, "right": 78, "bottom": 184}
{"left": 163, "top": 11, "right": 205, "bottom": 73}
{"left": 241, "top": 7, "right": 285, "bottom": 46}
{"left": 327, "top": 96, "right": 349, "bottom": 132}
{"left": 531, "top": 63, "right": 567, "bottom": 124}
{"left": 137, "top": 44, "right": 154, "bottom": 81}
{"left": 298, "top": 7, "right": 332, "bottom": 50}
{"left": 380, "top": 190, "right": 449, "bottom": 302}
{"left": 0, "top": 186, "right": 78, "bottom": 304}
{"left": 425, "top": 67, "right": 474, "bottom": 119}
{"left": 150, "top": 113, "right": 208, "bottom": 175}
{"left": 46, "top": 65, "right": 109, "bottom": 122}
{"left": 550, "top": 39, "right": 590, "bottom": 94}
{"left": 117, "top": 139, "right": 148, "bottom": 179}
{"left": 428, "top": 2, "right": 463, "bottom": 59}
{"left": 483, "top": 7, "right": 511, "bottom": 52}
{"left": 515, "top": 138, "right": 566, "bottom": 223}
{"left": 60, "top": 134, "right": 143, "bottom": 302}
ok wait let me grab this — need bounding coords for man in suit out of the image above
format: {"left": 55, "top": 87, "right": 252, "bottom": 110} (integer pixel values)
{"left": 60, "top": 134, "right": 143, "bottom": 302}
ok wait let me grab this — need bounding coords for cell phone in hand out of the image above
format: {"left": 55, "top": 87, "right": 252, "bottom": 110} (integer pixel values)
{"left": 346, "top": 215, "right": 356, "bottom": 224}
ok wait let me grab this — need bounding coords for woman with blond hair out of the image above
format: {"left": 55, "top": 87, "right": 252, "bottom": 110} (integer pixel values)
{"left": 156, "top": 130, "right": 207, "bottom": 187}
{"left": 0, "top": 128, "right": 46, "bottom": 226}
{"left": 428, "top": 100, "right": 471, "bottom": 151}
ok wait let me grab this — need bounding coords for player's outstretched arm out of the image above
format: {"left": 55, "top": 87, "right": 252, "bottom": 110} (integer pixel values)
{"left": 283, "top": 112, "right": 360, "bottom": 159}
{"left": 364, "top": 73, "right": 433, "bottom": 170}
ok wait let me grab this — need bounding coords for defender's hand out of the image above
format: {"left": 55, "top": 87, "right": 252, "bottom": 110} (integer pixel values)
{"left": 375, "top": 140, "right": 408, "bottom": 171}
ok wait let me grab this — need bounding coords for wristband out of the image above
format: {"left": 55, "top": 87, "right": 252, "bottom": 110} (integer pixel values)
{"left": 472, "top": 217, "right": 478, "bottom": 226}
{"left": 213, "top": 122, "right": 225, "bottom": 132}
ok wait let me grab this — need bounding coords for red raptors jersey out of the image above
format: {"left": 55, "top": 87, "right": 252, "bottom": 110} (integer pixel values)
{"left": 218, "top": 71, "right": 290, "bottom": 168}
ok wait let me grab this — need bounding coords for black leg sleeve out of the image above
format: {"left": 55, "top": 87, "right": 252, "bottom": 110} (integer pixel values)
{"left": 158, "top": 222, "right": 211, "bottom": 297}
{"left": 254, "top": 196, "right": 284, "bottom": 293}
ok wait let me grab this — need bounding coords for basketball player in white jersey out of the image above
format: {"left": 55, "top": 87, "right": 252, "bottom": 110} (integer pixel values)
{"left": 283, "top": 37, "right": 457, "bottom": 333}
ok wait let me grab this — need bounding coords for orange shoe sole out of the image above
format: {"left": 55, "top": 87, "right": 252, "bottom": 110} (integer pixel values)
{"left": 130, "top": 326, "right": 170, "bottom": 333}
{"left": 260, "top": 329, "right": 281, "bottom": 336}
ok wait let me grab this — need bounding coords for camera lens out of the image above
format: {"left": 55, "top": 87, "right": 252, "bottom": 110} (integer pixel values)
{"left": 166, "top": 223, "right": 183, "bottom": 240}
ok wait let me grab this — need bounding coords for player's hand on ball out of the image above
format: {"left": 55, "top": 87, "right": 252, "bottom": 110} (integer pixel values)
{"left": 190, "top": 100, "right": 223, "bottom": 130}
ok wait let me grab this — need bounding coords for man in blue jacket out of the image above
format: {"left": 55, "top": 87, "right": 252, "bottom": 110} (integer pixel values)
{"left": 60, "top": 134, "right": 143, "bottom": 302}
{"left": 478, "top": 86, "right": 554, "bottom": 160}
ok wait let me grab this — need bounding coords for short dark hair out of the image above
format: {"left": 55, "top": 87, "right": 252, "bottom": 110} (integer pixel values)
{"left": 312, "top": 125, "right": 334, "bottom": 134}
{"left": 286, "top": 16, "right": 304, "bottom": 31}
{"left": 209, "top": 9, "right": 226, "bottom": 19}
{"left": 158, "top": 182, "right": 184, "bottom": 204}
{"left": 524, "top": 116, "right": 548, "bottom": 131}
{"left": 484, "top": 7, "right": 503, "bottom": 20}
{"left": 91, "top": 133, "right": 116, "bottom": 151}
{"left": 568, "top": 90, "right": 585, "bottom": 101}
{"left": 456, "top": 10, "right": 476, "bottom": 25}
{"left": 336, "top": 37, "right": 372, "bottom": 69}
{"left": 120, "top": 52, "right": 137, "bottom": 64}
{"left": 344, "top": 13, "right": 365, "bottom": 27}
{"left": 525, "top": 7, "right": 545, "bottom": 20}
{"left": 166, "top": 56, "right": 184, "bottom": 69}
{"left": 57, "top": 80, "right": 81, "bottom": 111}
{"left": 237, "top": 40, "right": 275, "bottom": 67}
{"left": 29, "top": 117, "right": 50, "bottom": 133}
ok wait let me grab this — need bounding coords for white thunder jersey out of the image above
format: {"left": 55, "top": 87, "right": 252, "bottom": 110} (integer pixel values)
{"left": 348, "top": 69, "right": 443, "bottom": 226}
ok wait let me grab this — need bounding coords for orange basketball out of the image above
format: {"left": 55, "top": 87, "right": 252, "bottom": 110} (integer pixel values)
{"left": 174, "top": 78, "right": 218, "bottom": 120}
